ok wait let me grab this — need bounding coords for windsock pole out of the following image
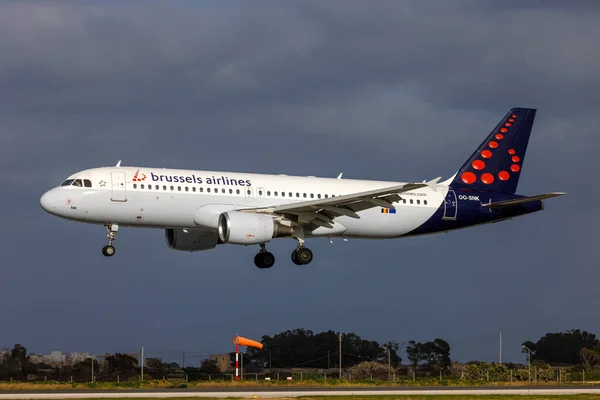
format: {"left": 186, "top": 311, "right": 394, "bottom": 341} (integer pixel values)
{"left": 235, "top": 343, "right": 239, "bottom": 380}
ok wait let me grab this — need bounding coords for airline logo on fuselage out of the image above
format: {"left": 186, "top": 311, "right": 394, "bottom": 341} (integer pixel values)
{"left": 132, "top": 169, "right": 147, "bottom": 182}
{"left": 150, "top": 172, "right": 252, "bottom": 187}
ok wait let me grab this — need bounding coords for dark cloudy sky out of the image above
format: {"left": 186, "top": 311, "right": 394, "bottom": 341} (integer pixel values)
{"left": 1, "top": 0, "right": 598, "bottom": 365}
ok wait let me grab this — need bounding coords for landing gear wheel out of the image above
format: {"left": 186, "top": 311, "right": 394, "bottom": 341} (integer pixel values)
{"left": 291, "top": 250, "right": 301, "bottom": 265}
{"left": 292, "top": 247, "right": 313, "bottom": 265}
{"left": 102, "top": 245, "right": 115, "bottom": 257}
{"left": 254, "top": 251, "right": 275, "bottom": 269}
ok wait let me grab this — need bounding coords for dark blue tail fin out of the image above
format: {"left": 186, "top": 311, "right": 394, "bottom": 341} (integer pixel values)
{"left": 449, "top": 108, "right": 536, "bottom": 194}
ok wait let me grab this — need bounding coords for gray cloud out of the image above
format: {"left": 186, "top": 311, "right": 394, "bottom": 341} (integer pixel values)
{"left": 0, "top": 0, "right": 598, "bottom": 364}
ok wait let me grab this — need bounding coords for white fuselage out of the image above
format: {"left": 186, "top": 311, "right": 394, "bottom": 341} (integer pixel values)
{"left": 40, "top": 166, "right": 447, "bottom": 239}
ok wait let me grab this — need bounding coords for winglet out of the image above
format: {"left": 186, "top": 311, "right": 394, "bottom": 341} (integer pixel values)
{"left": 425, "top": 177, "right": 442, "bottom": 192}
{"left": 337, "top": 173, "right": 343, "bottom": 179}
{"left": 116, "top": 160, "right": 122, "bottom": 167}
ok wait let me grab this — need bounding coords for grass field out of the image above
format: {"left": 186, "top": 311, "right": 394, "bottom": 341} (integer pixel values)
{"left": 1, "top": 379, "right": 590, "bottom": 391}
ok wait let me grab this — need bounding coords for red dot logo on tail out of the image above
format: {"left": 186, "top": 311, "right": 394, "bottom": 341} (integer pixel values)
{"left": 461, "top": 172, "right": 476, "bottom": 184}
{"left": 132, "top": 169, "right": 147, "bottom": 182}
{"left": 481, "top": 173, "right": 494, "bottom": 184}
{"left": 498, "top": 171, "right": 510, "bottom": 181}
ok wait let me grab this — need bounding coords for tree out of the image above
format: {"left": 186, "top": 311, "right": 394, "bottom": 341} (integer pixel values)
{"left": 199, "top": 359, "right": 220, "bottom": 374}
{"left": 104, "top": 353, "right": 138, "bottom": 377}
{"left": 406, "top": 340, "right": 423, "bottom": 368}
{"left": 406, "top": 339, "right": 451, "bottom": 369}
{"left": 524, "top": 330, "right": 598, "bottom": 365}
{"left": 246, "top": 328, "right": 398, "bottom": 369}
{"left": 4, "top": 344, "right": 36, "bottom": 377}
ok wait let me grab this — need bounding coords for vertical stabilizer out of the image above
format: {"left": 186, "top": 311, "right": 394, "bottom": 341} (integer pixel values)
{"left": 449, "top": 108, "right": 536, "bottom": 194}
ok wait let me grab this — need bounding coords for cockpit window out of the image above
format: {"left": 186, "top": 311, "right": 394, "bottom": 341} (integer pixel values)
{"left": 60, "top": 178, "right": 91, "bottom": 187}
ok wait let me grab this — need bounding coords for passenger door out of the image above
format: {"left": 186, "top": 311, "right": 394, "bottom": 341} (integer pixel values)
{"left": 110, "top": 171, "right": 127, "bottom": 202}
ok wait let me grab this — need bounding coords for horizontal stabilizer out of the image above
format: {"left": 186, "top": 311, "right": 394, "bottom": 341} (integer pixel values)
{"left": 483, "top": 192, "right": 566, "bottom": 208}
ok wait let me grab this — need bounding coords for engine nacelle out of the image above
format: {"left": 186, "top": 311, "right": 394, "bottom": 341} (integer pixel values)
{"left": 218, "top": 212, "right": 292, "bottom": 245}
{"left": 165, "top": 228, "right": 220, "bottom": 252}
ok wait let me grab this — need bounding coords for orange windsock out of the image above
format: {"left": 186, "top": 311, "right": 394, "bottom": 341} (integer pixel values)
{"left": 233, "top": 335, "right": 263, "bottom": 349}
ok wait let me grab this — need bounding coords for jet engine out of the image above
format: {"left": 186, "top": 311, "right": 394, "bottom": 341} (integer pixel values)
{"left": 165, "top": 228, "right": 220, "bottom": 252}
{"left": 218, "top": 211, "right": 292, "bottom": 245}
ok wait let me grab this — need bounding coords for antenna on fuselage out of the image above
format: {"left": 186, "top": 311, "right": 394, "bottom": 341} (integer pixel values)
{"left": 337, "top": 172, "right": 343, "bottom": 179}
{"left": 115, "top": 160, "right": 122, "bottom": 167}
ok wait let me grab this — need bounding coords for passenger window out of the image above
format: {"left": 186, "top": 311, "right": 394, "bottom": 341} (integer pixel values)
{"left": 141, "top": 184, "right": 145, "bottom": 189}
{"left": 229, "top": 189, "right": 233, "bottom": 194}
{"left": 185, "top": 186, "right": 189, "bottom": 192}
{"left": 222, "top": 188, "right": 226, "bottom": 194}
{"left": 281, "top": 192, "right": 285, "bottom": 197}
{"left": 207, "top": 188, "right": 211, "bottom": 193}
{"left": 410, "top": 199, "right": 413, "bottom": 204}
{"left": 303, "top": 193, "right": 307, "bottom": 198}
{"left": 170, "top": 186, "right": 174, "bottom": 191}
{"left": 403, "top": 199, "right": 406, "bottom": 204}
{"left": 424, "top": 200, "right": 428, "bottom": 205}
{"left": 289, "top": 192, "right": 292, "bottom": 197}
{"left": 296, "top": 193, "right": 300, "bottom": 198}
{"left": 192, "top": 187, "right": 196, "bottom": 192}
{"left": 417, "top": 199, "right": 420, "bottom": 204}
{"left": 267, "top": 191, "right": 271, "bottom": 196}
{"left": 325, "top": 194, "right": 328, "bottom": 198}
{"left": 259, "top": 190, "right": 263, "bottom": 196}
{"left": 236, "top": 189, "right": 240, "bottom": 194}
{"left": 84, "top": 179, "right": 92, "bottom": 188}
{"left": 247, "top": 189, "right": 251, "bottom": 195}
{"left": 133, "top": 184, "right": 137, "bottom": 189}
{"left": 317, "top": 194, "right": 321, "bottom": 199}
{"left": 310, "top": 194, "right": 314, "bottom": 198}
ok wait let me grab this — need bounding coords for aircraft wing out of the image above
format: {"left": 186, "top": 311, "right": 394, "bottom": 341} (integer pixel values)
{"left": 482, "top": 192, "right": 566, "bottom": 209}
{"left": 240, "top": 177, "right": 442, "bottom": 228}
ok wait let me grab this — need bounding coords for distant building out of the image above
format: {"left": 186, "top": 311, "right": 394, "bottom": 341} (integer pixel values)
{"left": 210, "top": 354, "right": 231, "bottom": 372}
{"left": 27, "top": 351, "right": 93, "bottom": 367}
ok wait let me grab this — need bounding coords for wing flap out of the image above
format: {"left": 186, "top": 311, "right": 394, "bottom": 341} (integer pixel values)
{"left": 239, "top": 177, "right": 443, "bottom": 228}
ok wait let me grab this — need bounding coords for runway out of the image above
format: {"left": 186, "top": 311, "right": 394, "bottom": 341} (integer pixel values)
{"left": 1, "top": 386, "right": 600, "bottom": 398}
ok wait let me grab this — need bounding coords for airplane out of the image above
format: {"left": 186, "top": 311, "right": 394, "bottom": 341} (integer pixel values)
{"left": 40, "top": 108, "right": 564, "bottom": 269}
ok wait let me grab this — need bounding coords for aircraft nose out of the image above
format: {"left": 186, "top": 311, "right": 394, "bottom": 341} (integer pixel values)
{"left": 40, "top": 189, "right": 58, "bottom": 214}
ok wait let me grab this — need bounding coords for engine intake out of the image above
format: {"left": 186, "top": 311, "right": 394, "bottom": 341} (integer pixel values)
{"left": 218, "top": 212, "right": 292, "bottom": 245}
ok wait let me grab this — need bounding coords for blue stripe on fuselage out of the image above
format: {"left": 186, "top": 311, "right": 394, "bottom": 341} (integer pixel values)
{"left": 404, "top": 188, "right": 543, "bottom": 236}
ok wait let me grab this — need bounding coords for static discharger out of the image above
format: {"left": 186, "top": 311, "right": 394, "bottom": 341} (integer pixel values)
{"left": 233, "top": 335, "right": 263, "bottom": 380}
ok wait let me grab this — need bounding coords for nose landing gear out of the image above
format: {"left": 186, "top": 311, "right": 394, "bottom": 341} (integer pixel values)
{"left": 102, "top": 224, "right": 118, "bottom": 257}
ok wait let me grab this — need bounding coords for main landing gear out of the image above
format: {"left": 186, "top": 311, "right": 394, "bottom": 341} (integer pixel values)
{"left": 102, "top": 224, "right": 118, "bottom": 257}
{"left": 291, "top": 236, "right": 313, "bottom": 266}
{"left": 254, "top": 244, "right": 275, "bottom": 269}
{"left": 253, "top": 241, "right": 314, "bottom": 268}
{"left": 291, "top": 246, "right": 313, "bottom": 265}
